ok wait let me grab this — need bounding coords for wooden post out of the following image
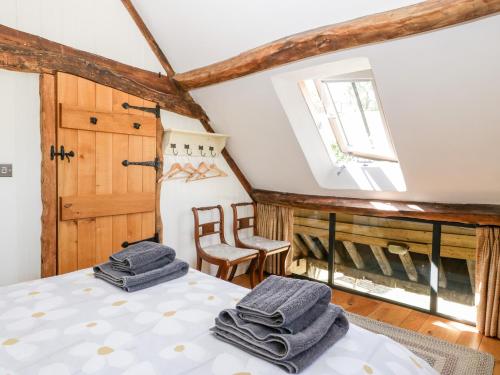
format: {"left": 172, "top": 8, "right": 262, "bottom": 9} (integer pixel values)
{"left": 40, "top": 73, "right": 57, "bottom": 277}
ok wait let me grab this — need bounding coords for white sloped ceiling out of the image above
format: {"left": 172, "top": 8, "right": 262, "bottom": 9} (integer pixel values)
{"left": 137, "top": 2, "right": 500, "bottom": 203}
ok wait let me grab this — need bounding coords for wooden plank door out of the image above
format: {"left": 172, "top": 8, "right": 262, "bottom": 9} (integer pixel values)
{"left": 56, "top": 73, "right": 158, "bottom": 274}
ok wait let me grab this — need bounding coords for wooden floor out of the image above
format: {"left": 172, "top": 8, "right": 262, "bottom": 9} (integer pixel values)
{"left": 232, "top": 274, "right": 500, "bottom": 374}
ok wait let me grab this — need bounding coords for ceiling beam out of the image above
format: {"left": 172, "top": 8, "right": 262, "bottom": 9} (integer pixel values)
{"left": 252, "top": 189, "right": 500, "bottom": 225}
{"left": 0, "top": 24, "right": 203, "bottom": 118}
{"left": 121, "top": 0, "right": 252, "bottom": 195}
{"left": 173, "top": 0, "right": 500, "bottom": 90}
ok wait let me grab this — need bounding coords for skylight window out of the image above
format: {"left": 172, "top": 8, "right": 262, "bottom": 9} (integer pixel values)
{"left": 301, "top": 74, "right": 397, "bottom": 163}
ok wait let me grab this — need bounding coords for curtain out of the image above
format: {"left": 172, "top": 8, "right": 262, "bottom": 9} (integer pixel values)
{"left": 476, "top": 226, "right": 500, "bottom": 337}
{"left": 256, "top": 203, "right": 294, "bottom": 275}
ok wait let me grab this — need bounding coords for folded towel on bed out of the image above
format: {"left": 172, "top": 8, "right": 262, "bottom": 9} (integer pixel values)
{"left": 94, "top": 259, "right": 188, "bottom": 292}
{"left": 212, "top": 304, "right": 349, "bottom": 373}
{"left": 236, "top": 275, "right": 331, "bottom": 333}
{"left": 110, "top": 241, "right": 176, "bottom": 273}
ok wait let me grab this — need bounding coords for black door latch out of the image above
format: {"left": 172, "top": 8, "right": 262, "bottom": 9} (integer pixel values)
{"left": 50, "top": 145, "right": 75, "bottom": 162}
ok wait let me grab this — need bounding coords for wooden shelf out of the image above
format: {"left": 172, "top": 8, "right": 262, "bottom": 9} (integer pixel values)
{"left": 163, "top": 128, "right": 229, "bottom": 157}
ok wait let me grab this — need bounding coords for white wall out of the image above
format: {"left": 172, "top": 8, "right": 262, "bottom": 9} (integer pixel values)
{"left": 159, "top": 111, "right": 251, "bottom": 273}
{"left": 0, "top": 70, "right": 41, "bottom": 286}
{"left": 0, "top": 0, "right": 163, "bottom": 74}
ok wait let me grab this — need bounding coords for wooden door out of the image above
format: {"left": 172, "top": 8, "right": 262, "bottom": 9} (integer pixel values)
{"left": 56, "top": 73, "right": 159, "bottom": 274}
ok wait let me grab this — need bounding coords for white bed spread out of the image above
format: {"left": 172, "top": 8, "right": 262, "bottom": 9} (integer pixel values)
{"left": 0, "top": 268, "right": 437, "bottom": 375}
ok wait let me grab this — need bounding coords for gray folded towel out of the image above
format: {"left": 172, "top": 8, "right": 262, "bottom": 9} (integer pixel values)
{"left": 112, "top": 256, "right": 173, "bottom": 275}
{"left": 110, "top": 241, "right": 176, "bottom": 273}
{"left": 236, "top": 275, "right": 331, "bottom": 333}
{"left": 212, "top": 304, "right": 349, "bottom": 373}
{"left": 94, "top": 259, "right": 188, "bottom": 292}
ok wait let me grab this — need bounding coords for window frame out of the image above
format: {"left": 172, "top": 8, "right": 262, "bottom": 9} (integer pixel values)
{"left": 315, "top": 78, "right": 398, "bottom": 163}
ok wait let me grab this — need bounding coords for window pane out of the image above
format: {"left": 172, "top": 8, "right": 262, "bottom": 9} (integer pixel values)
{"left": 437, "top": 225, "right": 476, "bottom": 322}
{"left": 333, "top": 213, "right": 432, "bottom": 310}
{"left": 292, "top": 209, "right": 330, "bottom": 283}
{"left": 354, "top": 81, "right": 393, "bottom": 156}
{"left": 326, "top": 81, "right": 370, "bottom": 148}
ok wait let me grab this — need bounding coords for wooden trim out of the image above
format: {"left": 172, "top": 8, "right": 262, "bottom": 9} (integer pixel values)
{"left": 40, "top": 73, "right": 57, "bottom": 277}
{"left": 0, "top": 24, "right": 203, "bottom": 118}
{"left": 252, "top": 189, "right": 500, "bottom": 226}
{"left": 60, "top": 192, "right": 155, "bottom": 220}
{"left": 173, "top": 0, "right": 500, "bottom": 90}
{"left": 59, "top": 104, "right": 156, "bottom": 137}
{"left": 155, "top": 117, "right": 164, "bottom": 242}
{"left": 121, "top": 0, "right": 253, "bottom": 196}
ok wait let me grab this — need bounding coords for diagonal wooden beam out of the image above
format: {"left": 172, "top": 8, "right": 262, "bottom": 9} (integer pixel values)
{"left": 0, "top": 24, "right": 202, "bottom": 118}
{"left": 173, "top": 0, "right": 500, "bottom": 90}
{"left": 121, "top": 0, "right": 252, "bottom": 194}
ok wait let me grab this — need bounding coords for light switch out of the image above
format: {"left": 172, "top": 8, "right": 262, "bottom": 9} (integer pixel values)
{"left": 0, "top": 164, "right": 12, "bottom": 177}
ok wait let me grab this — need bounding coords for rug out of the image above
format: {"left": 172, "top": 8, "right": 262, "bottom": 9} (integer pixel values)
{"left": 347, "top": 312, "right": 494, "bottom": 375}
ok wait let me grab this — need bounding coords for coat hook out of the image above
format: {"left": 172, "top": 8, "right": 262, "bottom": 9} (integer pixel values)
{"left": 209, "top": 146, "right": 216, "bottom": 157}
{"left": 184, "top": 144, "right": 192, "bottom": 156}
{"left": 170, "top": 143, "right": 178, "bottom": 156}
{"left": 199, "top": 145, "right": 206, "bottom": 157}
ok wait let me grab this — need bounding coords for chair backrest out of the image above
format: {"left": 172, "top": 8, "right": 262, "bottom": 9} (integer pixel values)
{"left": 231, "top": 202, "right": 257, "bottom": 243}
{"left": 192, "top": 205, "right": 226, "bottom": 248}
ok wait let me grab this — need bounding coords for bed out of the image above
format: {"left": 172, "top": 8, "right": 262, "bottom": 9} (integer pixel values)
{"left": 0, "top": 268, "right": 436, "bottom": 374}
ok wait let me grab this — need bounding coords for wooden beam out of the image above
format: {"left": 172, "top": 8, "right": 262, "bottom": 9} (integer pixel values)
{"left": 0, "top": 24, "right": 203, "bottom": 118}
{"left": 40, "top": 73, "right": 57, "bottom": 278}
{"left": 121, "top": 0, "right": 175, "bottom": 77}
{"left": 293, "top": 234, "right": 309, "bottom": 257}
{"left": 399, "top": 251, "right": 418, "bottom": 282}
{"left": 120, "top": 0, "right": 253, "bottom": 195}
{"left": 299, "top": 234, "right": 326, "bottom": 260}
{"left": 370, "top": 245, "right": 393, "bottom": 276}
{"left": 317, "top": 236, "right": 344, "bottom": 265}
{"left": 253, "top": 189, "right": 500, "bottom": 225}
{"left": 294, "top": 224, "right": 476, "bottom": 261}
{"left": 173, "top": 0, "right": 500, "bottom": 90}
{"left": 343, "top": 241, "right": 365, "bottom": 270}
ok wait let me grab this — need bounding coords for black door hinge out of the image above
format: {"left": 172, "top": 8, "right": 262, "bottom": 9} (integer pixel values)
{"left": 122, "top": 157, "right": 162, "bottom": 171}
{"left": 122, "top": 102, "right": 160, "bottom": 118}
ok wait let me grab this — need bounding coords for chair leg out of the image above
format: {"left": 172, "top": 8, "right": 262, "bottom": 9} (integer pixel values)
{"left": 258, "top": 252, "right": 267, "bottom": 282}
{"left": 228, "top": 265, "right": 238, "bottom": 281}
{"left": 196, "top": 256, "right": 202, "bottom": 271}
{"left": 280, "top": 248, "right": 289, "bottom": 276}
{"left": 248, "top": 258, "right": 257, "bottom": 289}
{"left": 219, "top": 263, "right": 230, "bottom": 280}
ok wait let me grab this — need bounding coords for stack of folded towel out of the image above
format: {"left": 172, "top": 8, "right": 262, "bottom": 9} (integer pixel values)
{"left": 93, "top": 241, "right": 188, "bottom": 292}
{"left": 211, "top": 275, "right": 349, "bottom": 373}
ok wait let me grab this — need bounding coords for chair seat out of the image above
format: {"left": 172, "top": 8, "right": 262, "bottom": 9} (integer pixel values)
{"left": 203, "top": 243, "right": 258, "bottom": 261}
{"left": 240, "top": 236, "right": 290, "bottom": 252}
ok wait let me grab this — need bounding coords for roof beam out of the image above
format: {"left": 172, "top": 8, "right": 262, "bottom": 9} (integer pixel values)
{"left": 252, "top": 189, "right": 500, "bottom": 225}
{"left": 173, "top": 0, "right": 500, "bottom": 90}
{"left": 121, "top": 0, "right": 252, "bottom": 195}
{"left": 0, "top": 24, "right": 203, "bottom": 118}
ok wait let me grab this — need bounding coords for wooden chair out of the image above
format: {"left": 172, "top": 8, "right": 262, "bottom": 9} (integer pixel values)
{"left": 231, "top": 202, "right": 291, "bottom": 282}
{"left": 192, "top": 205, "right": 259, "bottom": 287}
